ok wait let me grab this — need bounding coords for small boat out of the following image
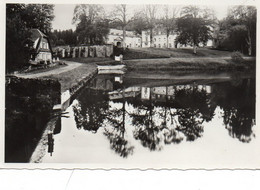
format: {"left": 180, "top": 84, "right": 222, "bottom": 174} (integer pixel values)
{"left": 97, "top": 64, "right": 126, "bottom": 70}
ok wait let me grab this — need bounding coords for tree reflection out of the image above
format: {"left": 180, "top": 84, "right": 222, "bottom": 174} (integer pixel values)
{"left": 173, "top": 86, "right": 215, "bottom": 141}
{"left": 129, "top": 85, "right": 215, "bottom": 150}
{"left": 159, "top": 106, "right": 184, "bottom": 145}
{"left": 104, "top": 94, "right": 134, "bottom": 158}
{"left": 215, "top": 78, "right": 255, "bottom": 143}
{"left": 73, "top": 89, "right": 109, "bottom": 133}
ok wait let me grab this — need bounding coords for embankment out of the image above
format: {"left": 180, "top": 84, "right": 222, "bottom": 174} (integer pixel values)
{"left": 5, "top": 76, "right": 61, "bottom": 162}
{"left": 124, "top": 57, "right": 255, "bottom": 71}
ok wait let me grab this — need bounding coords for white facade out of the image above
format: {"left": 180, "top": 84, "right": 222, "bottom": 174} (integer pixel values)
{"left": 107, "top": 28, "right": 212, "bottom": 48}
{"left": 106, "top": 29, "right": 141, "bottom": 48}
{"left": 142, "top": 31, "right": 178, "bottom": 48}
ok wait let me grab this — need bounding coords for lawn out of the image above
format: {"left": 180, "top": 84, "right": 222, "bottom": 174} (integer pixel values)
{"left": 63, "top": 57, "right": 113, "bottom": 64}
{"left": 43, "top": 63, "right": 97, "bottom": 93}
{"left": 124, "top": 57, "right": 255, "bottom": 71}
{"left": 129, "top": 47, "right": 233, "bottom": 58}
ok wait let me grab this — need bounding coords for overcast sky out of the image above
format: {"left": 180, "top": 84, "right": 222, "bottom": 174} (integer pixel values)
{"left": 52, "top": 4, "right": 230, "bottom": 31}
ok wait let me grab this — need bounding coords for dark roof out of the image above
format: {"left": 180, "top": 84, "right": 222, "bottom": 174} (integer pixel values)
{"left": 30, "top": 29, "right": 47, "bottom": 41}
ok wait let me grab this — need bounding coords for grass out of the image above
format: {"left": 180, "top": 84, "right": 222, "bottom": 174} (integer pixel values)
{"left": 43, "top": 63, "right": 97, "bottom": 93}
{"left": 18, "top": 63, "right": 67, "bottom": 74}
{"left": 123, "top": 48, "right": 170, "bottom": 59}
{"left": 124, "top": 57, "right": 255, "bottom": 71}
{"left": 128, "top": 47, "right": 233, "bottom": 58}
{"left": 63, "top": 57, "right": 113, "bottom": 64}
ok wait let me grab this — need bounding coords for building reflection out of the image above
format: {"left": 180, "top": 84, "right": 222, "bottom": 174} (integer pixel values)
{"left": 68, "top": 74, "right": 255, "bottom": 157}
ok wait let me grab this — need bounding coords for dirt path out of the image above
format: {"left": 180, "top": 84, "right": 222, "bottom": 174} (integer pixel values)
{"left": 14, "top": 60, "right": 82, "bottom": 78}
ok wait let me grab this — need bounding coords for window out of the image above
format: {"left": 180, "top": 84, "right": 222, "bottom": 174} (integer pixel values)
{"left": 169, "top": 43, "right": 171, "bottom": 48}
{"left": 154, "top": 44, "right": 156, "bottom": 47}
{"left": 154, "top": 38, "right": 156, "bottom": 42}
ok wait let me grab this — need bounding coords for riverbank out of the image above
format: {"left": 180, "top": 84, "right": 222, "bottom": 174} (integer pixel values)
{"left": 15, "top": 61, "right": 97, "bottom": 93}
{"left": 124, "top": 57, "right": 255, "bottom": 71}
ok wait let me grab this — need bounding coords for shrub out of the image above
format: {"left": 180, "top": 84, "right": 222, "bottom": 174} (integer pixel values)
{"left": 231, "top": 51, "right": 244, "bottom": 63}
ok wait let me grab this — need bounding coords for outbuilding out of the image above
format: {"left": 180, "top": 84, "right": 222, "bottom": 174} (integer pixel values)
{"left": 30, "top": 29, "right": 53, "bottom": 64}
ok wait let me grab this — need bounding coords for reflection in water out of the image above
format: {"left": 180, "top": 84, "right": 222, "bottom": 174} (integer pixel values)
{"left": 47, "top": 73, "right": 256, "bottom": 160}
{"left": 214, "top": 79, "right": 256, "bottom": 142}
{"left": 73, "top": 89, "right": 109, "bottom": 133}
{"left": 104, "top": 96, "right": 134, "bottom": 158}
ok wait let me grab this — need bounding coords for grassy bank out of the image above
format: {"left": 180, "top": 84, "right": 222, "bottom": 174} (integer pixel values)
{"left": 125, "top": 57, "right": 255, "bottom": 71}
{"left": 125, "top": 47, "right": 234, "bottom": 58}
{"left": 42, "top": 63, "right": 97, "bottom": 93}
{"left": 64, "top": 57, "right": 113, "bottom": 64}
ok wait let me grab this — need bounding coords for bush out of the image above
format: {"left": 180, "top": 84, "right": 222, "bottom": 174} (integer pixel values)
{"left": 231, "top": 51, "right": 244, "bottom": 63}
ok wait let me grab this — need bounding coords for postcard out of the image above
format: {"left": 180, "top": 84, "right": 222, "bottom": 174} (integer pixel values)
{"left": 1, "top": 0, "right": 259, "bottom": 170}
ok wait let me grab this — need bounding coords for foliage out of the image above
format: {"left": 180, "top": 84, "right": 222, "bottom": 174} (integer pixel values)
{"left": 128, "top": 11, "right": 149, "bottom": 35}
{"left": 215, "top": 6, "right": 256, "bottom": 55}
{"left": 231, "top": 51, "right": 244, "bottom": 63}
{"left": 73, "top": 4, "right": 109, "bottom": 45}
{"left": 6, "top": 4, "right": 54, "bottom": 73}
{"left": 49, "top": 29, "right": 77, "bottom": 46}
{"left": 21, "top": 4, "right": 54, "bottom": 34}
{"left": 175, "top": 6, "right": 214, "bottom": 53}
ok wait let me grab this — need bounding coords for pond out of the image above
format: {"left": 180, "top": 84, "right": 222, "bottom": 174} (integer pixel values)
{"left": 38, "top": 70, "right": 258, "bottom": 168}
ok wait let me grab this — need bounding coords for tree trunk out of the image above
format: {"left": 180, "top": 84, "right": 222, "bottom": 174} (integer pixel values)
{"left": 247, "top": 30, "right": 252, "bottom": 56}
{"left": 193, "top": 44, "right": 197, "bottom": 54}
{"left": 150, "top": 28, "right": 153, "bottom": 47}
{"left": 166, "top": 33, "right": 169, "bottom": 48}
{"left": 123, "top": 26, "right": 126, "bottom": 49}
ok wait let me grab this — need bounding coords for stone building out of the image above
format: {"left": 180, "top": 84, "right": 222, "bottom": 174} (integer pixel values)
{"left": 106, "top": 28, "right": 141, "bottom": 48}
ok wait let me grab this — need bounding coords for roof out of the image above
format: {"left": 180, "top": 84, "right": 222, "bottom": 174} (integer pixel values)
{"left": 30, "top": 29, "right": 47, "bottom": 41}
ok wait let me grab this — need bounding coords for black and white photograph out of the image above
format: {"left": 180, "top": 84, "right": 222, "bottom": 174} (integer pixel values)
{"left": 3, "top": 1, "right": 258, "bottom": 170}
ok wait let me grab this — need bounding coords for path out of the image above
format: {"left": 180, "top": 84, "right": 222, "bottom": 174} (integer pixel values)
{"left": 14, "top": 60, "right": 82, "bottom": 78}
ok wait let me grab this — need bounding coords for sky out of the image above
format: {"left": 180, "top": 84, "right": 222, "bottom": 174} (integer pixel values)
{"left": 51, "top": 4, "right": 230, "bottom": 31}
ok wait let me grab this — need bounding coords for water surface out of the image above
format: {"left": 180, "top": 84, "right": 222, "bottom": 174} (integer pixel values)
{"left": 40, "top": 71, "right": 258, "bottom": 168}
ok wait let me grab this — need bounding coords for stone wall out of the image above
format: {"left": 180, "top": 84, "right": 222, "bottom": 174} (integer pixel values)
{"left": 54, "top": 45, "right": 113, "bottom": 59}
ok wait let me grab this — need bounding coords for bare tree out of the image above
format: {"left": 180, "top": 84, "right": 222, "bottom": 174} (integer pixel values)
{"left": 161, "top": 5, "right": 179, "bottom": 48}
{"left": 110, "top": 4, "right": 133, "bottom": 49}
{"left": 144, "top": 5, "right": 158, "bottom": 47}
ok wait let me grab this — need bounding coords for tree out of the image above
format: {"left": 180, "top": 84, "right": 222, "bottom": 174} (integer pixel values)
{"left": 175, "top": 6, "right": 214, "bottom": 54}
{"left": 227, "top": 6, "right": 256, "bottom": 55}
{"left": 130, "top": 11, "right": 149, "bottom": 35}
{"left": 144, "top": 5, "right": 158, "bottom": 47}
{"left": 72, "top": 4, "right": 109, "bottom": 45}
{"left": 161, "top": 5, "right": 178, "bottom": 48}
{"left": 109, "top": 4, "right": 133, "bottom": 49}
{"left": 22, "top": 4, "right": 54, "bottom": 34}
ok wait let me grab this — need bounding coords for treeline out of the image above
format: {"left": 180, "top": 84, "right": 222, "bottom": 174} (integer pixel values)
{"left": 49, "top": 29, "right": 77, "bottom": 47}
{"left": 53, "top": 4, "right": 256, "bottom": 55}
{"left": 214, "top": 6, "right": 256, "bottom": 56}
{"left": 6, "top": 4, "right": 256, "bottom": 73}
